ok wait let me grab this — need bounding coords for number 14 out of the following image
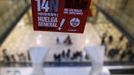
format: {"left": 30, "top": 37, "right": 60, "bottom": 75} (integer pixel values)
{"left": 37, "top": 0, "right": 49, "bottom": 12}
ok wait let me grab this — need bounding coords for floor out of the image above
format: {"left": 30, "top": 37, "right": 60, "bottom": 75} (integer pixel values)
{"left": 94, "top": 13, "right": 129, "bottom": 61}
{"left": 0, "top": 8, "right": 131, "bottom": 63}
{"left": 0, "top": 67, "right": 111, "bottom": 75}
{"left": 0, "top": 11, "right": 101, "bottom": 62}
{"left": 0, "top": 8, "right": 133, "bottom": 75}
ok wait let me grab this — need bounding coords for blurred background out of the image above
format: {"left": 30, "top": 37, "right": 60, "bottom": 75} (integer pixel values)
{"left": 0, "top": 0, "right": 134, "bottom": 74}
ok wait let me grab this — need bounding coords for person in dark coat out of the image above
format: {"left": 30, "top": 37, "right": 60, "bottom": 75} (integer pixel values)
{"left": 108, "top": 48, "right": 120, "bottom": 59}
{"left": 56, "top": 37, "right": 60, "bottom": 44}
{"left": 66, "top": 49, "right": 71, "bottom": 59}
{"left": 27, "top": 50, "right": 31, "bottom": 61}
{"left": 71, "top": 51, "right": 82, "bottom": 60}
{"left": 54, "top": 53, "right": 61, "bottom": 62}
{"left": 61, "top": 50, "right": 65, "bottom": 58}
{"left": 11, "top": 55, "right": 16, "bottom": 63}
{"left": 119, "top": 34, "right": 124, "bottom": 42}
{"left": 108, "top": 35, "right": 113, "bottom": 44}
{"left": 120, "top": 48, "right": 134, "bottom": 61}
{"left": 64, "top": 35, "right": 72, "bottom": 45}
{"left": 85, "top": 54, "right": 89, "bottom": 60}
{"left": 101, "top": 32, "right": 107, "bottom": 45}
{"left": 2, "top": 49, "right": 11, "bottom": 63}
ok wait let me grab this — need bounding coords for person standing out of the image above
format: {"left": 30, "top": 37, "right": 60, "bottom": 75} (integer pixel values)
{"left": 2, "top": 49, "right": 11, "bottom": 64}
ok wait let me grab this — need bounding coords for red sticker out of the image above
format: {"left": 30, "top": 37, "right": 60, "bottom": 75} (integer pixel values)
{"left": 31, "top": 0, "right": 91, "bottom": 33}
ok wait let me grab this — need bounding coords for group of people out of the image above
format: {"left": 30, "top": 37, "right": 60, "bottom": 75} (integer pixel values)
{"left": 1, "top": 49, "right": 31, "bottom": 64}
{"left": 107, "top": 44, "right": 134, "bottom": 61}
{"left": 56, "top": 35, "right": 73, "bottom": 46}
{"left": 101, "top": 32, "right": 134, "bottom": 61}
{"left": 1, "top": 33, "right": 133, "bottom": 64}
{"left": 53, "top": 49, "right": 89, "bottom": 62}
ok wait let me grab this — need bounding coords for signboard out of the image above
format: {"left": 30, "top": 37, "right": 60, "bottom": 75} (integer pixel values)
{"left": 31, "top": 0, "right": 91, "bottom": 33}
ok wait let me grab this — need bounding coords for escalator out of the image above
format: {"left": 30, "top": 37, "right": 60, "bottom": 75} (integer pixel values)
{"left": 0, "top": 0, "right": 31, "bottom": 45}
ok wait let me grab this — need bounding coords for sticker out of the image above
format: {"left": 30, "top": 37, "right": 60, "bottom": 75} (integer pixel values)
{"left": 70, "top": 18, "right": 80, "bottom": 27}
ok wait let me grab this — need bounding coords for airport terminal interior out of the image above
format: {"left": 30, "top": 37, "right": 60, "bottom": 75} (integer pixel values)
{"left": 0, "top": 0, "right": 134, "bottom": 75}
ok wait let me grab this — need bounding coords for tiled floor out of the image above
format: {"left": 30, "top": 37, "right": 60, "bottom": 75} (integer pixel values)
{"left": 94, "top": 13, "right": 129, "bottom": 61}
{"left": 0, "top": 9, "right": 130, "bottom": 63}
{"left": 0, "top": 12, "right": 101, "bottom": 62}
